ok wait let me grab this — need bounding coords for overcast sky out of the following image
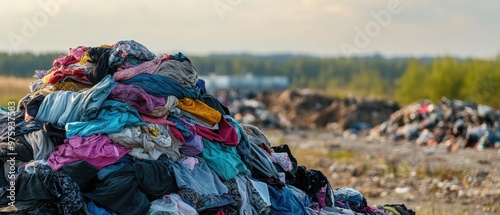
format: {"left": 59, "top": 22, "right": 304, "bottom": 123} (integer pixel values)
{"left": 1, "top": 0, "right": 498, "bottom": 58}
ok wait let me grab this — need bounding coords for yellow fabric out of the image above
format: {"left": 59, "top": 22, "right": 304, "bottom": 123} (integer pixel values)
{"left": 100, "top": 44, "right": 113, "bottom": 48}
{"left": 382, "top": 206, "right": 401, "bottom": 215}
{"left": 53, "top": 81, "right": 91, "bottom": 92}
{"left": 177, "top": 98, "right": 222, "bottom": 126}
{"left": 79, "top": 53, "right": 91, "bottom": 64}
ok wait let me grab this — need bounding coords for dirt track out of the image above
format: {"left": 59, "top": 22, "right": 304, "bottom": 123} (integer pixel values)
{"left": 264, "top": 129, "right": 500, "bottom": 215}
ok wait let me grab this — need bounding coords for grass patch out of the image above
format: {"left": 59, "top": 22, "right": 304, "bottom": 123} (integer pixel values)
{"left": 0, "top": 76, "right": 35, "bottom": 107}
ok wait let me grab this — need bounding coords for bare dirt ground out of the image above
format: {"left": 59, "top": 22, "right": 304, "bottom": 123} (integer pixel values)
{"left": 264, "top": 129, "right": 500, "bottom": 215}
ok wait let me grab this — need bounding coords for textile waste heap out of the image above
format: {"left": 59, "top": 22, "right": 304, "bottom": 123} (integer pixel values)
{"left": 0, "top": 40, "right": 415, "bottom": 215}
{"left": 371, "top": 98, "right": 500, "bottom": 151}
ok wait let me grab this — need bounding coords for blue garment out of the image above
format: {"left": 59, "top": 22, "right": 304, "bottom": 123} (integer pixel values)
{"left": 0, "top": 111, "right": 41, "bottom": 142}
{"left": 333, "top": 187, "right": 366, "bottom": 211}
{"left": 196, "top": 79, "right": 206, "bottom": 94}
{"left": 35, "top": 75, "right": 117, "bottom": 127}
{"left": 167, "top": 116, "right": 195, "bottom": 141}
{"left": 120, "top": 73, "right": 200, "bottom": 99}
{"left": 87, "top": 200, "right": 117, "bottom": 215}
{"left": 171, "top": 158, "right": 228, "bottom": 196}
{"left": 268, "top": 185, "right": 307, "bottom": 215}
{"left": 66, "top": 100, "right": 145, "bottom": 138}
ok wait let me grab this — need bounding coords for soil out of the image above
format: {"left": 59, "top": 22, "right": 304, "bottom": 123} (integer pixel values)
{"left": 264, "top": 129, "right": 500, "bottom": 215}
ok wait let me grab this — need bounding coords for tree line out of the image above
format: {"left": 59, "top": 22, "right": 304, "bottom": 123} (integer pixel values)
{"left": 1, "top": 52, "right": 499, "bottom": 108}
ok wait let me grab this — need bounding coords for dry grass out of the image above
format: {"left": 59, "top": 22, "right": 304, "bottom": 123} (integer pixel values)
{"left": 0, "top": 76, "right": 35, "bottom": 107}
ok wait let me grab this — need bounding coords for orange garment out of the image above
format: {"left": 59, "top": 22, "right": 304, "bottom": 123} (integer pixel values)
{"left": 177, "top": 98, "right": 222, "bottom": 126}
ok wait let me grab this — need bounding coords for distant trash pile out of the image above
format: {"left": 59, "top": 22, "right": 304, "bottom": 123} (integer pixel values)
{"left": 0, "top": 40, "right": 414, "bottom": 214}
{"left": 370, "top": 97, "right": 500, "bottom": 151}
{"left": 260, "top": 89, "right": 400, "bottom": 131}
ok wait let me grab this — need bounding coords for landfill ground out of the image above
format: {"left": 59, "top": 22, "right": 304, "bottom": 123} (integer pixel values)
{"left": 263, "top": 129, "right": 500, "bottom": 215}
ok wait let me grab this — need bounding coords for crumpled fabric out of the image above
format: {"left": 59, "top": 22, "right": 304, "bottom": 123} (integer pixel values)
{"left": 179, "top": 134, "right": 203, "bottom": 156}
{"left": 120, "top": 73, "right": 201, "bottom": 99}
{"left": 261, "top": 149, "right": 294, "bottom": 172}
{"left": 84, "top": 159, "right": 178, "bottom": 215}
{"left": 1, "top": 111, "right": 42, "bottom": 142}
{"left": 268, "top": 185, "right": 307, "bottom": 215}
{"left": 87, "top": 200, "right": 117, "bottom": 215}
{"left": 177, "top": 98, "right": 221, "bottom": 127}
{"left": 43, "top": 65, "right": 90, "bottom": 85}
{"left": 109, "top": 40, "right": 156, "bottom": 69}
{"left": 171, "top": 158, "right": 228, "bottom": 196}
{"left": 195, "top": 116, "right": 238, "bottom": 146}
{"left": 48, "top": 134, "right": 132, "bottom": 170}
{"left": 293, "top": 166, "right": 334, "bottom": 208}
{"left": 84, "top": 47, "right": 116, "bottom": 85}
{"left": 154, "top": 58, "right": 198, "bottom": 88}
{"left": 235, "top": 175, "right": 271, "bottom": 215}
{"left": 65, "top": 100, "right": 145, "bottom": 138}
{"left": 53, "top": 81, "right": 91, "bottom": 92}
{"left": 24, "top": 130, "right": 55, "bottom": 160}
{"left": 107, "top": 123, "right": 173, "bottom": 160}
{"left": 52, "top": 46, "right": 88, "bottom": 67}
{"left": 241, "top": 123, "right": 271, "bottom": 146}
{"left": 109, "top": 83, "right": 167, "bottom": 115}
{"left": 113, "top": 54, "right": 169, "bottom": 81}
{"left": 0, "top": 164, "right": 84, "bottom": 215}
{"left": 168, "top": 116, "right": 196, "bottom": 141}
{"left": 199, "top": 138, "right": 249, "bottom": 181}
{"left": 35, "top": 75, "right": 117, "bottom": 127}
{"left": 235, "top": 121, "right": 282, "bottom": 187}
{"left": 29, "top": 79, "right": 47, "bottom": 94}
{"left": 170, "top": 107, "right": 219, "bottom": 130}
{"left": 149, "top": 96, "right": 178, "bottom": 118}
{"left": 148, "top": 194, "right": 198, "bottom": 215}
{"left": 333, "top": 187, "right": 366, "bottom": 212}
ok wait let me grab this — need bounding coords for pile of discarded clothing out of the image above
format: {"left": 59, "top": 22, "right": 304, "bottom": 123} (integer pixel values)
{"left": 371, "top": 97, "right": 500, "bottom": 150}
{"left": 0, "top": 40, "right": 414, "bottom": 215}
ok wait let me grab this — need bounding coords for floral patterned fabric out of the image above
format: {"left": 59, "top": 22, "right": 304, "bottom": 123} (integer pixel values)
{"left": 108, "top": 40, "right": 156, "bottom": 69}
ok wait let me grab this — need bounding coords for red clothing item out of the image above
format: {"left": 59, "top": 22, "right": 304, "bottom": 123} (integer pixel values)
{"left": 195, "top": 117, "right": 238, "bottom": 146}
{"left": 46, "top": 67, "right": 89, "bottom": 85}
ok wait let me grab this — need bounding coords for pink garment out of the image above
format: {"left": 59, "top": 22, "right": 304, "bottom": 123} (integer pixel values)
{"left": 180, "top": 157, "right": 199, "bottom": 170}
{"left": 195, "top": 117, "right": 238, "bottom": 146}
{"left": 109, "top": 83, "right": 167, "bottom": 115}
{"left": 113, "top": 54, "right": 170, "bottom": 81}
{"left": 48, "top": 134, "right": 131, "bottom": 170}
{"left": 260, "top": 148, "right": 293, "bottom": 172}
{"left": 53, "top": 46, "right": 88, "bottom": 67}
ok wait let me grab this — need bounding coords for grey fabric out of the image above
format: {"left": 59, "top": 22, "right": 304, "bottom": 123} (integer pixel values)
{"left": 154, "top": 60, "right": 198, "bottom": 88}
{"left": 242, "top": 124, "right": 271, "bottom": 147}
{"left": 24, "top": 130, "right": 55, "bottom": 160}
{"left": 238, "top": 124, "right": 281, "bottom": 184}
{"left": 236, "top": 175, "right": 271, "bottom": 215}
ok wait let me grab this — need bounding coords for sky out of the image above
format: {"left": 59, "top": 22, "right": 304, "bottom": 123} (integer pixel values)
{"left": 0, "top": 0, "right": 499, "bottom": 58}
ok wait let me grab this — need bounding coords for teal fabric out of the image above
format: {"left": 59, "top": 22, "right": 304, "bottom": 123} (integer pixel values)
{"left": 199, "top": 138, "right": 249, "bottom": 181}
{"left": 66, "top": 100, "right": 145, "bottom": 138}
